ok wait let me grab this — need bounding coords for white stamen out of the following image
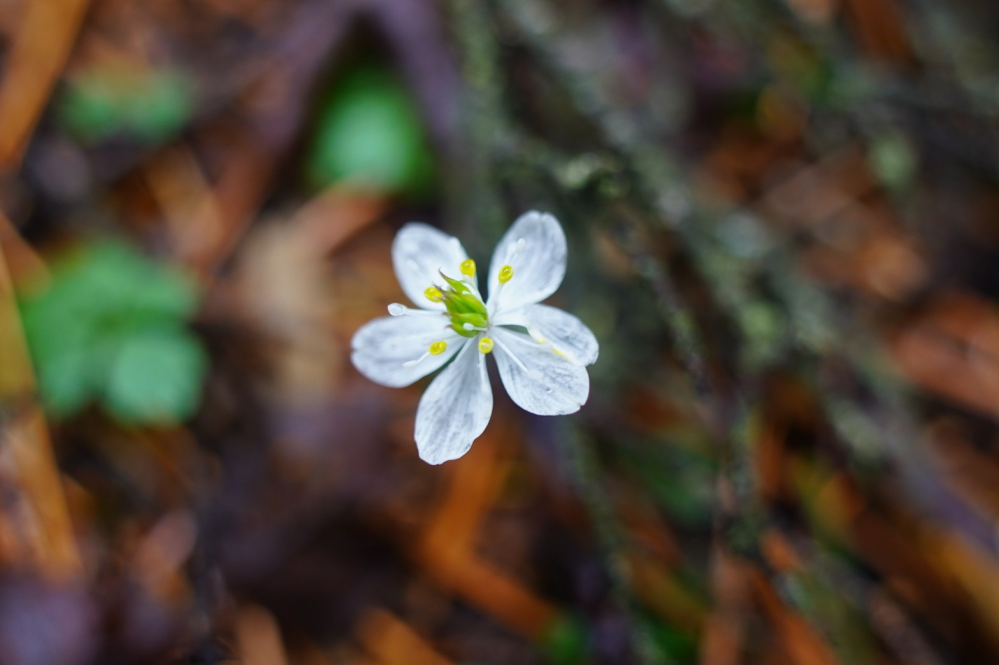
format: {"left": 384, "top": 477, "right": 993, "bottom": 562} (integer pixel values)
{"left": 489, "top": 272, "right": 515, "bottom": 316}
{"left": 494, "top": 335, "right": 541, "bottom": 379}
{"left": 402, "top": 351, "right": 430, "bottom": 367}
{"left": 402, "top": 331, "right": 461, "bottom": 367}
{"left": 407, "top": 258, "right": 451, "bottom": 291}
{"left": 526, "top": 325, "right": 547, "bottom": 344}
{"left": 388, "top": 303, "right": 445, "bottom": 317}
{"left": 506, "top": 238, "right": 527, "bottom": 262}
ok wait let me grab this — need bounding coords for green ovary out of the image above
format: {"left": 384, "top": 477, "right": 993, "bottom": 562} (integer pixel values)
{"left": 426, "top": 269, "right": 488, "bottom": 338}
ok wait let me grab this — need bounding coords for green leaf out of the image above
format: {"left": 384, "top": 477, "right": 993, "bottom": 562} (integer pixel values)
{"left": 305, "top": 66, "right": 435, "bottom": 196}
{"left": 20, "top": 240, "right": 207, "bottom": 424}
{"left": 58, "top": 68, "right": 193, "bottom": 145}
{"left": 36, "top": 345, "right": 101, "bottom": 418}
{"left": 128, "top": 72, "right": 194, "bottom": 143}
{"left": 869, "top": 130, "right": 918, "bottom": 192}
{"left": 645, "top": 616, "right": 698, "bottom": 662}
{"left": 57, "top": 82, "right": 119, "bottom": 144}
{"left": 105, "top": 331, "right": 207, "bottom": 425}
{"left": 539, "top": 614, "right": 589, "bottom": 665}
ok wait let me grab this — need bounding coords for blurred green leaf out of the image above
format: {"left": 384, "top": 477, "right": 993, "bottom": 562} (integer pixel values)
{"left": 738, "top": 301, "right": 784, "bottom": 368}
{"left": 539, "top": 614, "right": 589, "bottom": 665}
{"left": 128, "top": 73, "right": 194, "bottom": 143}
{"left": 305, "top": 65, "right": 435, "bottom": 196}
{"left": 106, "top": 332, "right": 207, "bottom": 424}
{"left": 645, "top": 615, "right": 698, "bottom": 663}
{"left": 869, "top": 130, "right": 918, "bottom": 192}
{"left": 20, "top": 241, "right": 207, "bottom": 424}
{"left": 36, "top": 345, "right": 99, "bottom": 418}
{"left": 58, "top": 67, "right": 193, "bottom": 145}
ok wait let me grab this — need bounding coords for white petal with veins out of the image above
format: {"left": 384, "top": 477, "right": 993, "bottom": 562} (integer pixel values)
{"left": 493, "top": 304, "right": 599, "bottom": 366}
{"left": 351, "top": 315, "right": 461, "bottom": 388}
{"left": 487, "top": 211, "right": 566, "bottom": 311}
{"left": 393, "top": 223, "right": 475, "bottom": 310}
{"left": 415, "top": 340, "right": 493, "bottom": 464}
{"left": 492, "top": 327, "right": 589, "bottom": 416}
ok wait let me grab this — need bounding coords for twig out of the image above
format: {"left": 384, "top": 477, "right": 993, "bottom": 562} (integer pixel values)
{"left": 0, "top": 218, "right": 81, "bottom": 578}
{"left": 0, "top": 0, "right": 92, "bottom": 171}
{"left": 446, "top": 0, "right": 508, "bottom": 250}
{"left": 558, "top": 422, "right": 666, "bottom": 665}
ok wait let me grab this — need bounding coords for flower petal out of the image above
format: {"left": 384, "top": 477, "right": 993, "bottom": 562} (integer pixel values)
{"left": 415, "top": 340, "right": 493, "bottom": 464}
{"left": 393, "top": 223, "right": 474, "bottom": 310}
{"left": 487, "top": 211, "right": 567, "bottom": 311}
{"left": 351, "top": 315, "right": 461, "bottom": 388}
{"left": 493, "top": 304, "right": 599, "bottom": 366}
{"left": 492, "top": 327, "right": 589, "bottom": 416}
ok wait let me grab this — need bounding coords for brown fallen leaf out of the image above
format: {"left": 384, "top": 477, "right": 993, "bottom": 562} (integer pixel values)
{"left": 356, "top": 608, "right": 452, "bottom": 665}
{"left": 236, "top": 604, "right": 289, "bottom": 665}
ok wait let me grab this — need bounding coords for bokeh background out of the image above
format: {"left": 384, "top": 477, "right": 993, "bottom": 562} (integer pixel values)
{"left": 1, "top": 0, "right": 999, "bottom": 663}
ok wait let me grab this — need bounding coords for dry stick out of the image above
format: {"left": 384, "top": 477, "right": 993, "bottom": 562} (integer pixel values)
{"left": 698, "top": 546, "right": 753, "bottom": 665}
{"left": 0, "top": 214, "right": 48, "bottom": 285}
{"left": 143, "top": 5, "right": 371, "bottom": 653}
{"left": 768, "top": 266, "right": 999, "bottom": 558}
{"left": 503, "top": 0, "right": 965, "bottom": 521}
{"left": 809, "top": 549, "right": 949, "bottom": 665}
{"left": 613, "top": 221, "right": 763, "bottom": 555}
{"left": 501, "top": 0, "right": 761, "bottom": 507}
{"left": 671, "top": 0, "right": 999, "bottom": 180}
{"left": 497, "top": 3, "right": 859, "bottom": 661}
{"left": 0, "top": 220, "right": 81, "bottom": 578}
{"left": 540, "top": 123, "right": 865, "bottom": 665}
{"left": 356, "top": 608, "right": 453, "bottom": 665}
{"left": 509, "top": 3, "right": 987, "bottom": 663}
{"left": 490, "top": 3, "right": 754, "bottom": 660}
{"left": 234, "top": 605, "right": 291, "bottom": 665}
{"left": 0, "top": 0, "right": 92, "bottom": 170}
{"left": 503, "top": 13, "right": 955, "bottom": 662}
{"left": 557, "top": 422, "right": 667, "bottom": 665}
{"left": 471, "top": 1, "right": 957, "bottom": 660}
{"left": 0, "top": 0, "right": 91, "bottom": 576}
{"left": 447, "top": 0, "right": 507, "bottom": 250}
{"left": 447, "top": 3, "right": 664, "bottom": 662}
{"left": 702, "top": 240, "right": 972, "bottom": 662}
{"left": 417, "top": 422, "right": 559, "bottom": 640}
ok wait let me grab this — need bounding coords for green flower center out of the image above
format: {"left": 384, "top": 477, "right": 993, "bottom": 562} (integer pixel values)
{"left": 427, "top": 269, "right": 488, "bottom": 338}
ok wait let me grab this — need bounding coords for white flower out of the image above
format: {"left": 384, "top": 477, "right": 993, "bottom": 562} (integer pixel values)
{"left": 351, "top": 211, "right": 599, "bottom": 464}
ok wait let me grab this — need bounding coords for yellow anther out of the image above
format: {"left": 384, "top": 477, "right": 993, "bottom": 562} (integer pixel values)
{"left": 478, "top": 337, "right": 494, "bottom": 354}
{"left": 498, "top": 265, "right": 514, "bottom": 284}
{"left": 429, "top": 341, "right": 448, "bottom": 356}
{"left": 424, "top": 286, "right": 443, "bottom": 302}
{"left": 460, "top": 259, "right": 477, "bottom": 278}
